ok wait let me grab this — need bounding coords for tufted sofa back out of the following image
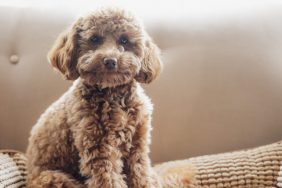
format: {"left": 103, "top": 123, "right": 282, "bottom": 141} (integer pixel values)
{"left": 1, "top": 2, "right": 282, "bottom": 163}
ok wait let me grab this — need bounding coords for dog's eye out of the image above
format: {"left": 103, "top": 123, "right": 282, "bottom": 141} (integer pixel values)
{"left": 119, "top": 36, "right": 129, "bottom": 45}
{"left": 90, "top": 35, "right": 103, "bottom": 44}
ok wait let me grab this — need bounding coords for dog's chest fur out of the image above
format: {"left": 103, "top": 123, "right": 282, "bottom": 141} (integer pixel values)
{"left": 69, "top": 80, "right": 145, "bottom": 156}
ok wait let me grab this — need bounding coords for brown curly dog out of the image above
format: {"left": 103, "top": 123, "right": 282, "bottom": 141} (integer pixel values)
{"left": 26, "top": 8, "right": 163, "bottom": 188}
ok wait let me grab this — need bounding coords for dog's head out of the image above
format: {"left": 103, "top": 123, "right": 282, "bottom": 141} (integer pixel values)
{"left": 48, "top": 8, "right": 162, "bottom": 88}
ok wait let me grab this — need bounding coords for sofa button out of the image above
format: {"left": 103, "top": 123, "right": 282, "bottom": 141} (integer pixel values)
{"left": 10, "top": 55, "right": 19, "bottom": 64}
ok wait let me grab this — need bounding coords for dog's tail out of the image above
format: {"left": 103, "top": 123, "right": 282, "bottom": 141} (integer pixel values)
{"left": 154, "top": 161, "right": 197, "bottom": 188}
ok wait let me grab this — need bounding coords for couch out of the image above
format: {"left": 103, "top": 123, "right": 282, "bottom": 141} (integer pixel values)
{"left": 1, "top": 0, "right": 282, "bottom": 165}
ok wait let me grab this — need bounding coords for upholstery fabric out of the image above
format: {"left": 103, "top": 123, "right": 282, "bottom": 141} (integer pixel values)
{"left": 1, "top": 1, "right": 282, "bottom": 164}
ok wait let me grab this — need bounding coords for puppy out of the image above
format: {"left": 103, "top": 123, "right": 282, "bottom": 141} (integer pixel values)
{"left": 26, "top": 8, "right": 162, "bottom": 188}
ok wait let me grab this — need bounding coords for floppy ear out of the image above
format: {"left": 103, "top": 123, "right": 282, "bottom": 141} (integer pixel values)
{"left": 47, "top": 21, "right": 81, "bottom": 80}
{"left": 135, "top": 37, "right": 163, "bottom": 84}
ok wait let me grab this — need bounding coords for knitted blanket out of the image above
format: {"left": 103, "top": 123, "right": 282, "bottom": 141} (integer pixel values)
{"left": 0, "top": 150, "right": 27, "bottom": 188}
{"left": 155, "top": 141, "right": 282, "bottom": 188}
{"left": 1, "top": 141, "right": 282, "bottom": 188}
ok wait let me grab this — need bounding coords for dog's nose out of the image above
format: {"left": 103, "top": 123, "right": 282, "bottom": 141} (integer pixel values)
{"left": 103, "top": 58, "right": 117, "bottom": 70}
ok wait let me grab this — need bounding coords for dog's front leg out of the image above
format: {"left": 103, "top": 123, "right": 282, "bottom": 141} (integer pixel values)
{"left": 81, "top": 144, "right": 127, "bottom": 188}
{"left": 127, "top": 121, "right": 162, "bottom": 188}
{"left": 72, "top": 118, "right": 127, "bottom": 188}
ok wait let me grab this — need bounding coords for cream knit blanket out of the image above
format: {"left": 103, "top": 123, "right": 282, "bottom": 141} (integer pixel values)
{"left": 0, "top": 151, "right": 27, "bottom": 188}
{"left": 155, "top": 141, "right": 282, "bottom": 188}
{"left": 1, "top": 141, "right": 282, "bottom": 187}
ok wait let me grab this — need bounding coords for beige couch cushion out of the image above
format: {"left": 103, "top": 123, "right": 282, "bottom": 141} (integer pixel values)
{"left": 1, "top": 1, "right": 282, "bottom": 163}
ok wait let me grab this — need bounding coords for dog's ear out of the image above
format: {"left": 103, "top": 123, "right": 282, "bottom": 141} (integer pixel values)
{"left": 47, "top": 19, "right": 82, "bottom": 80}
{"left": 135, "top": 37, "right": 163, "bottom": 84}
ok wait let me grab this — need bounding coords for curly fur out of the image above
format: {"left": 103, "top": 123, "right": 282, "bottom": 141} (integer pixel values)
{"left": 26, "top": 8, "right": 162, "bottom": 188}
